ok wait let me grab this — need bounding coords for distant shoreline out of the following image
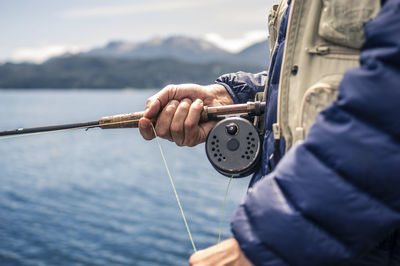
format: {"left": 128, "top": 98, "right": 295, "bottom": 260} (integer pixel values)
{"left": 0, "top": 37, "right": 268, "bottom": 90}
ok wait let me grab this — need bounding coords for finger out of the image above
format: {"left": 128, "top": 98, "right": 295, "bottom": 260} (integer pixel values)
{"left": 138, "top": 117, "right": 155, "bottom": 140}
{"left": 183, "top": 99, "right": 205, "bottom": 146}
{"left": 155, "top": 100, "right": 179, "bottom": 141}
{"left": 144, "top": 85, "right": 177, "bottom": 119}
{"left": 144, "top": 97, "right": 161, "bottom": 119}
{"left": 171, "top": 98, "right": 192, "bottom": 146}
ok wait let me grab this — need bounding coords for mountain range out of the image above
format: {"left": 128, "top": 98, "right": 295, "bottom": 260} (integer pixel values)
{"left": 0, "top": 36, "right": 270, "bottom": 89}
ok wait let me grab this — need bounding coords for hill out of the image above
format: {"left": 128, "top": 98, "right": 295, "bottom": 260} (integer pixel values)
{"left": 0, "top": 36, "right": 270, "bottom": 89}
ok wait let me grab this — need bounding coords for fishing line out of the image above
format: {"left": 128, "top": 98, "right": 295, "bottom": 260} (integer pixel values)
{"left": 218, "top": 175, "right": 233, "bottom": 244}
{"left": 150, "top": 123, "right": 197, "bottom": 253}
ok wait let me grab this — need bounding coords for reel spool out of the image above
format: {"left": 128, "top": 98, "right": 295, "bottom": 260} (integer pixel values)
{"left": 205, "top": 117, "right": 261, "bottom": 178}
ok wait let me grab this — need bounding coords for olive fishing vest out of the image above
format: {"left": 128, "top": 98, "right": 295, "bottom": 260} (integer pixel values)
{"left": 266, "top": 0, "right": 381, "bottom": 152}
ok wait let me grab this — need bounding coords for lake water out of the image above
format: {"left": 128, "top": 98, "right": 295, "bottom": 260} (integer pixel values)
{"left": 0, "top": 89, "right": 250, "bottom": 266}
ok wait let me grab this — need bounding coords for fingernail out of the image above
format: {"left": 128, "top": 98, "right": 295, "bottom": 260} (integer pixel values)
{"left": 170, "top": 100, "right": 180, "bottom": 107}
{"left": 140, "top": 119, "right": 148, "bottom": 129}
{"left": 183, "top": 98, "right": 193, "bottom": 104}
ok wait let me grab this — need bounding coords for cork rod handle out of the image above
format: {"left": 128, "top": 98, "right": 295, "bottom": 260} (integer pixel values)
{"left": 99, "top": 109, "right": 209, "bottom": 129}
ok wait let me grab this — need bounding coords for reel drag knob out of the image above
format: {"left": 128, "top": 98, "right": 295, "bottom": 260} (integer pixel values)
{"left": 205, "top": 117, "right": 261, "bottom": 178}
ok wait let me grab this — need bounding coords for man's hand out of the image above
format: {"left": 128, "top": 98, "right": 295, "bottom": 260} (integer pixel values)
{"left": 139, "top": 83, "right": 233, "bottom": 147}
{"left": 189, "top": 238, "right": 253, "bottom": 266}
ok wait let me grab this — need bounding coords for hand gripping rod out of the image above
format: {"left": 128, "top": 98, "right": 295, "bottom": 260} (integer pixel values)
{"left": 0, "top": 101, "right": 265, "bottom": 136}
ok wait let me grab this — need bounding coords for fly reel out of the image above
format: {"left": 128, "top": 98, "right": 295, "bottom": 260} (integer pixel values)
{"left": 205, "top": 117, "right": 261, "bottom": 178}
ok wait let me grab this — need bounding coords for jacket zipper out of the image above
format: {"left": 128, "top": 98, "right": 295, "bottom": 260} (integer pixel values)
{"left": 274, "top": 0, "right": 297, "bottom": 144}
{"left": 264, "top": 0, "right": 289, "bottom": 118}
{"left": 271, "top": 0, "right": 297, "bottom": 165}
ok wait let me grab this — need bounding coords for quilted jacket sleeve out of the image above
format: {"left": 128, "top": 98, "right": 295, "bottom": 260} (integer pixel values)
{"left": 216, "top": 71, "right": 268, "bottom": 104}
{"left": 231, "top": 1, "right": 400, "bottom": 265}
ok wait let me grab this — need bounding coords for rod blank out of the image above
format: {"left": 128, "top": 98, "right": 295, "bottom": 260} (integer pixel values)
{"left": 0, "top": 121, "right": 100, "bottom": 137}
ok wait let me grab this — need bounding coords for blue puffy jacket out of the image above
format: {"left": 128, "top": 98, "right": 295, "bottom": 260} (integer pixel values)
{"left": 217, "top": 0, "right": 400, "bottom": 265}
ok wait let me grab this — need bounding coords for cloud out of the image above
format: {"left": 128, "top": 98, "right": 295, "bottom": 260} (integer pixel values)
{"left": 61, "top": 1, "right": 209, "bottom": 18}
{"left": 204, "top": 30, "right": 267, "bottom": 53}
{"left": 10, "top": 45, "right": 81, "bottom": 63}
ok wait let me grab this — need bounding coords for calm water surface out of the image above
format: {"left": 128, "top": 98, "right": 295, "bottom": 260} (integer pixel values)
{"left": 0, "top": 89, "right": 249, "bottom": 266}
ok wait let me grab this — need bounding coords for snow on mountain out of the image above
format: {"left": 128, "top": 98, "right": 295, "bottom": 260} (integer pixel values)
{"left": 83, "top": 36, "right": 269, "bottom": 67}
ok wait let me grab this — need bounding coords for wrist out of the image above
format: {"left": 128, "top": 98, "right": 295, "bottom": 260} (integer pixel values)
{"left": 206, "top": 83, "right": 234, "bottom": 106}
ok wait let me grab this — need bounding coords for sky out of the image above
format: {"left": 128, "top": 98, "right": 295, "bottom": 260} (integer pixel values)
{"left": 0, "top": 0, "right": 278, "bottom": 63}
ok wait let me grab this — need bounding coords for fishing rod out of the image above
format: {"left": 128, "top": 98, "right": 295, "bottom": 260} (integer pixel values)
{"left": 0, "top": 101, "right": 265, "bottom": 178}
{"left": 0, "top": 101, "right": 265, "bottom": 136}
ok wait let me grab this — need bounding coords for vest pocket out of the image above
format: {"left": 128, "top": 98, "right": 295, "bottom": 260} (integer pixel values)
{"left": 295, "top": 77, "right": 340, "bottom": 142}
{"left": 318, "top": 0, "right": 380, "bottom": 49}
